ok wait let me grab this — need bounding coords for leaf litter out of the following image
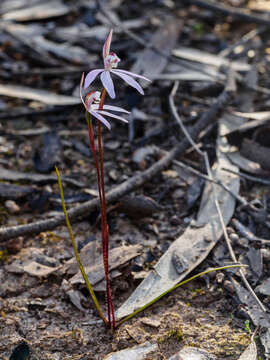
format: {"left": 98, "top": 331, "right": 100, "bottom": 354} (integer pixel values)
{"left": 1, "top": 0, "right": 270, "bottom": 358}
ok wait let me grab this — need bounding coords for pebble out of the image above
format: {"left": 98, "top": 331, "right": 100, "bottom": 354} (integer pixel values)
{"left": 172, "top": 188, "right": 185, "bottom": 200}
{"left": 168, "top": 347, "right": 216, "bottom": 360}
{"left": 5, "top": 200, "right": 20, "bottom": 214}
{"left": 170, "top": 215, "right": 181, "bottom": 226}
{"left": 105, "top": 140, "right": 120, "bottom": 150}
{"left": 104, "top": 341, "right": 158, "bottom": 360}
{"left": 216, "top": 272, "right": 224, "bottom": 284}
{"left": 229, "top": 233, "right": 239, "bottom": 243}
{"left": 223, "top": 280, "right": 235, "bottom": 294}
{"left": 262, "top": 249, "right": 270, "bottom": 261}
{"left": 108, "top": 169, "right": 118, "bottom": 181}
{"left": 6, "top": 237, "right": 24, "bottom": 254}
{"left": 141, "top": 318, "right": 161, "bottom": 328}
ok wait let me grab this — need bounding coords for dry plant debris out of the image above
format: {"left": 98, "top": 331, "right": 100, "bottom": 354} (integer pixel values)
{"left": 1, "top": 0, "right": 270, "bottom": 358}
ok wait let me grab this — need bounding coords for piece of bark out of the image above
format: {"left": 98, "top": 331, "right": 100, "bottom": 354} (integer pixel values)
{"left": 240, "top": 138, "right": 270, "bottom": 170}
{"left": 237, "top": 340, "right": 257, "bottom": 360}
{"left": 2, "top": 0, "right": 69, "bottom": 21}
{"left": 0, "top": 0, "right": 41, "bottom": 15}
{"left": 168, "top": 347, "right": 216, "bottom": 360}
{"left": 187, "top": 0, "right": 270, "bottom": 26}
{"left": 33, "top": 132, "right": 62, "bottom": 173}
{"left": 255, "top": 278, "right": 270, "bottom": 296}
{"left": 0, "top": 106, "right": 71, "bottom": 120}
{"left": 103, "top": 342, "right": 158, "bottom": 360}
{"left": 0, "top": 183, "right": 33, "bottom": 200}
{"left": 55, "top": 19, "right": 147, "bottom": 41}
{"left": 69, "top": 245, "right": 142, "bottom": 286}
{"left": 117, "top": 195, "right": 163, "bottom": 219}
{"left": 23, "top": 261, "right": 60, "bottom": 278}
{"left": 0, "top": 21, "right": 58, "bottom": 66}
{"left": 172, "top": 46, "right": 250, "bottom": 72}
{"left": 0, "top": 84, "right": 79, "bottom": 105}
{"left": 222, "top": 112, "right": 270, "bottom": 137}
{"left": 0, "top": 167, "right": 84, "bottom": 188}
{"left": 33, "top": 36, "right": 96, "bottom": 65}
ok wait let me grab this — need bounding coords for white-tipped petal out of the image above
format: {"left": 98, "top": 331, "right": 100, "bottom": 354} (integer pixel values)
{"left": 102, "top": 104, "right": 130, "bottom": 113}
{"left": 80, "top": 72, "right": 88, "bottom": 111}
{"left": 112, "top": 70, "right": 144, "bottom": 95}
{"left": 90, "top": 110, "right": 111, "bottom": 130}
{"left": 115, "top": 69, "right": 151, "bottom": 82}
{"left": 98, "top": 110, "right": 128, "bottom": 123}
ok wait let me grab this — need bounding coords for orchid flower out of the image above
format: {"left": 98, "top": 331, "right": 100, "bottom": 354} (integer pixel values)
{"left": 84, "top": 29, "right": 151, "bottom": 99}
{"left": 80, "top": 73, "right": 129, "bottom": 130}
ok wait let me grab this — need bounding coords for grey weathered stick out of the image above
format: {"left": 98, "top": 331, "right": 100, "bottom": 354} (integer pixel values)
{"left": 0, "top": 79, "right": 233, "bottom": 243}
{"left": 187, "top": 0, "right": 270, "bottom": 26}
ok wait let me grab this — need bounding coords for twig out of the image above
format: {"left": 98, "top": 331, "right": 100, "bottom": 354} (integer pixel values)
{"left": 222, "top": 167, "right": 270, "bottom": 187}
{"left": 232, "top": 218, "right": 270, "bottom": 244}
{"left": 187, "top": 0, "right": 270, "bottom": 26}
{"left": 0, "top": 82, "right": 233, "bottom": 243}
{"left": 219, "top": 26, "right": 267, "bottom": 58}
{"left": 169, "top": 81, "right": 204, "bottom": 157}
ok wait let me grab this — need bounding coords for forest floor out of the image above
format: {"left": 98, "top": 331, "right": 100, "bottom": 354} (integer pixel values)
{"left": 1, "top": 0, "right": 270, "bottom": 359}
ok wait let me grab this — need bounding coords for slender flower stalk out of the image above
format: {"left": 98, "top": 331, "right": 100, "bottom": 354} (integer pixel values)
{"left": 97, "top": 89, "right": 115, "bottom": 328}
{"left": 81, "top": 81, "right": 119, "bottom": 328}
{"left": 79, "top": 29, "right": 149, "bottom": 329}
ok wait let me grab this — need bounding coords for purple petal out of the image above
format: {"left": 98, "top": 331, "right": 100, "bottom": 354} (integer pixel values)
{"left": 90, "top": 110, "right": 111, "bottom": 130}
{"left": 101, "top": 71, "right": 115, "bottom": 99}
{"left": 111, "top": 70, "right": 144, "bottom": 95}
{"left": 84, "top": 69, "right": 103, "bottom": 88}
{"left": 103, "top": 29, "right": 113, "bottom": 59}
{"left": 114, "top": 69, "right": 151, "bottom": 82}
{"left": 80, "top": 72, "right": 88, "bottom": 111}
{"left": 102, "top": 104, "right": 130, "bottom": 113}
{"left": 98, "top": 110, "right": 128, "bottom": 123}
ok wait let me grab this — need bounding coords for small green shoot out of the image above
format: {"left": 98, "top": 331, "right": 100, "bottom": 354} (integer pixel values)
{"left": 193, "top": 22, "right": 204, "bottom": 36}
{"left": 245, "top": 320, "right": 251, "bottom": 334}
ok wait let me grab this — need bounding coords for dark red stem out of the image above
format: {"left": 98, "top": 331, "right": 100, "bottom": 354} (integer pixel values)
{"left": 97, "top": 120, "right": 115, "bottom": 329}
{"left": 86, "top": 112, "right": 112, "bottom": 327}
{"left": 97, "top": 88, "right": 115, "bottom": 329}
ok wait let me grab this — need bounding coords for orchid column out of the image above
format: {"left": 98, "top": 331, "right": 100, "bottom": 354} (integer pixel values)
{"left": 80, "top": 29, "right": 150, "bottom": 329}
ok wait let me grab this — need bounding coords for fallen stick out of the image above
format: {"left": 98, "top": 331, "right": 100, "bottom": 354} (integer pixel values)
{"left": 187, "top": 0, "right": 270, "bottom": 26}
{"left": 0, "top": 77, "right": 234, "bottom": 243}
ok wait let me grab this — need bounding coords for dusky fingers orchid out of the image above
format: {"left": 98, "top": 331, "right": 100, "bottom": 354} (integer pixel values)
{"left": 84, "top": 29, "right": 151, "bottom": 99}
{"left": 80, "top": 73, "right": 130, "bottom": 130}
